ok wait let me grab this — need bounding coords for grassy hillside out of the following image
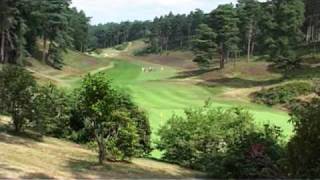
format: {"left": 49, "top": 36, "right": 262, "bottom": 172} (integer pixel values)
{"left": 0, "top": 117, "right": 202, "bottom": 179}
{"left": 26, "top": 50, "right": 112, "bottom": 88}
{"left": 102, "top": 59, "right": 292, "bottom": 139}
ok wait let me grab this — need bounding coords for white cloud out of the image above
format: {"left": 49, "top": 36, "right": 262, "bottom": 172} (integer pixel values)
{"left": 71, "top": 0, "right": 237, "bottom": 24}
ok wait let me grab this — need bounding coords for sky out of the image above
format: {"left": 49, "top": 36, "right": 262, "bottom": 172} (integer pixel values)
{"left": 72, "top": 0, "right": 237, "bottom": 25}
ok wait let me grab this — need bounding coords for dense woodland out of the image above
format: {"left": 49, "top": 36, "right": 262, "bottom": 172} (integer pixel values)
{"left": 1, "top": 0, "right": 320, "bottom": 178}
{"left": 90, "top": 0, "right": 308, "bottom": 70}
{"left": 0, "top": 0, "right": 314, "bottom": 70}
{"left": 0, "top": 0, "right": 90, "bottom": 68}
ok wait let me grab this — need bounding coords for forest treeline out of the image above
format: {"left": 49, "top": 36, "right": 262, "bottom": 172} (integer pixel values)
{"left": 90, "top": 0, "right": 306, "bottom": 70}
{"left": 0, "top": 0, "right": 90, "bottom": 68}
{"left": 1, "top": 0, "right": 307, "bottom": 71}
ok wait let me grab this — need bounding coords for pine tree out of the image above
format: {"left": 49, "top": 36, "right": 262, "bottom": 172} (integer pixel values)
{"left": 237, "top": 0, "right": 261, "bottom": 62}
{"left": 0, "top": 0, "right": 19, "bottom": 63}
{"left": 192, "top": 24, "right": 217, "bottom": 68}
{"left": 260, "top": 0, "right": 305, "bottom": 71}
{"left": 210, "top": 4, "right": 240, "bottom": 69}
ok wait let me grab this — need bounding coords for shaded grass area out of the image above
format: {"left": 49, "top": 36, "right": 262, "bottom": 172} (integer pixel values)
{"left": 0, "top": 126, "right": 202, "bottom": 179}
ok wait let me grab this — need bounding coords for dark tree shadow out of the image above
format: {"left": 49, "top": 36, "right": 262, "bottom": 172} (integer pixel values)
{"left": 171, "top": 68, "right": 219, "bottom": 79}
{"left": 0, "top": 130, "right": 43, "bottom": 147}
{"left": 285, "top": 65, "right": 320, "bottom": 80}
{"left": 0, "top": 119, "right": 43, "bottom": 144}
{"left": 66, "top": 158, "right": 205, "bottom": 179}
{"left": 201, "top": 77, "right": 285, "bottom": 89}
{"left": 20, "top": 173, "right": 55, "bottom": 179}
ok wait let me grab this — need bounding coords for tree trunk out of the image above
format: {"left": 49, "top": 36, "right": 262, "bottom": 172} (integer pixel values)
{"left": 0, "top": 31, "right": 5, "bottom": 63}
{"left": 42, "top": 35, "right": 47, "bottom": 62}
{"left": 220, "top": 56, "right": 225, "bottom": 69}
{"left": 247, "top": 22, "right": 253, "bottom": 62}
{"left": 98, "top": 139, "right": 106, "bottom": 165}
{"left": 233, "top": 52, "right": 237, "bottom": 68}
{"left": 165, "top": 37, "right": 168, "bottom": 53}
{"left": 251, "top": 40, "right": 255, "bottom": 56}
{"left": 219, "top": 43, "right": 225, "bottom": 69}
{"left": 247, "top": 36, "right": 252, "bottom": 62}
{"left": 13, "top": 117, "right": 22, "bottom": 133}
{"left": 220, "top": 50, "right": 225, "bottom": 69}
{"left": 95, "top": 131, "right": 106, "bottom": 165}
{"left": 226, "top": 51, "right": 230, "bottom": 63}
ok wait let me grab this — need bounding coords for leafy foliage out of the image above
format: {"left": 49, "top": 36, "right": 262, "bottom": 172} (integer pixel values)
{"left": 259, "top": 0, "right": 305, "bottom": 70}
{"left": 252, "top": 82, "right": 314, "bottom": 106}
{"left": 287, "top": 98, "right": 320, "bottom": 178}
{"left": 73, "top": 73, "right": 151, "bottom": 163}
{"left": 221, "top": 125, "right": 285, "bottom": 178}
{"left": 192, "top": 24, "right": 217, "bottom": 68}
{"left": 32, "top": 84, "right": 72, "bottom": 137}
{"left": 0, "top": 65, "right": 36, "bottom": 132}
{"left": 0, "top": 0, "right": 90, "bottom": 67}
{"left": 157, "top": 104, "right": 255, "bottom": 170}
{"left": 237, "top": 0, "right": 261, "bottom": 61}
{"left": 0, "top": 65, "right": 73, "bottom": 135}
{"left": 209, "top": 4, "right": 240, "bottom": 69}
{"left": 157, "top": 103, "right": 285, "bottom": 178}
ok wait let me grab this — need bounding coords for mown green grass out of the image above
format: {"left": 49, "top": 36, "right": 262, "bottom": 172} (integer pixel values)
{"left": 59, "top": 53, "right": 292, "bottom": 158}
{"left": 92, "top": 59, "right": 291, "bottom": 158}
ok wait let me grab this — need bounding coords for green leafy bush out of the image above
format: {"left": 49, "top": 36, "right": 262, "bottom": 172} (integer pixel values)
{"left": 252, "top": 82, "right": 314, "bottom": 106}
{"left": 71, "top": 73, "right": 151, "bottom": 163}
{"left": 287, "top": 98, "right": 320, "bottom": 178}
{"left": 0, "top": 65, "right": 74, "bottom": 135}
{"left": 222, "top": 125, "right": 286, "bottom": 178}
{"left": 0, "top": 65, "right": 37, "bottom": 132}
{"left": 31, "top": 84, "right": 72, "bottom": 137}
{"left": 157, "top": 103, "right": 285, "bottom": 178}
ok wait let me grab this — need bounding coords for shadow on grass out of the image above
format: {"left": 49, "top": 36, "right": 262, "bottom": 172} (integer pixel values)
{"left": 171, "top": 68, "right": 219, "bottom": 79}
{"left": 173, "top": 61, "right": 320, "bottom": 89}
{"left": 285, "top": 65, "right": 320, "bottom": 80}
{"left": 20, "top": 173, "right": 55, "bottom": 179}
{"left": 201, "top": 77, "right": 285, "bottom": 89}
{"left": 0, "top": 163, "right": 22, "bottom": 173}
{"left": 66, "top": 158, "right": 201, "bottom": 179}
{"left": 0, "top": 125, "right": 43, "bottom": 146}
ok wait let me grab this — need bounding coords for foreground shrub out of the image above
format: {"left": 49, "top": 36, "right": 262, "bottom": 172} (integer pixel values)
{"left": 252, "top": 82, "right": 314, "bottom": 106}
{"left": 73, "top": 73, "right": 151, "bottom": 163}
{"left": 32, "top": 84, "right": 72, "bottom": 137}
{"left": 222, "top": 125, "right": 286, "bottom": 178}
{"left": 0, "top": 65, "right": 73, "bottom": 135}
{"left": 157, "top": 104, "right": 285, "bottom": 178}
{"left": 287, "top": 98, "right": 320, "bottom": 178}
{"left": 0, "top": 65, "right": 36, "bottom": 133}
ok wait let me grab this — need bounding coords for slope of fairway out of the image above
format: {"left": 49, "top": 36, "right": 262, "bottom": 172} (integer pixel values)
{"left": 26, "top": 50, "right": 112, "bottom": 87}
{"left": 102, "top": 59, "right": 292, "bottom": 155}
